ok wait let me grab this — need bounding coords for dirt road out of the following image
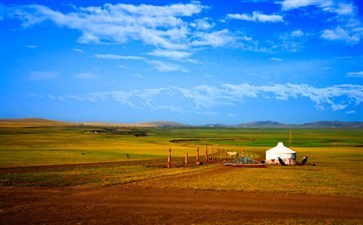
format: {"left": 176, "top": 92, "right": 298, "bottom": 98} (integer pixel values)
{"left": 1, "top": 183, "right": 362, "bottom": 225}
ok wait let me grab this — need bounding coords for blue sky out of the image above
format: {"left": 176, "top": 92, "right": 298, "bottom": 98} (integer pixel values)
{"left": 1, "top": 0, "right": 362, "bottom": 125}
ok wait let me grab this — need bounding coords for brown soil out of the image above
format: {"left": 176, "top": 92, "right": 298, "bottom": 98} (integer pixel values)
{"left": 1, "top": 162, "right": 362, "bottom": 225}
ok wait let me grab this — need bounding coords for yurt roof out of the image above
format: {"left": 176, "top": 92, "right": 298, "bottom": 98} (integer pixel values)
{"left": 266, "top": 142, "right": 295, "bottom": 154}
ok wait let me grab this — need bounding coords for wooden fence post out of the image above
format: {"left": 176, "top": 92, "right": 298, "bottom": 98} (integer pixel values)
{"left": 211, "top": 147, "right": 214, "bottom": 161}
{"left": 204, "top": 145, "right": 208, "bottom": 163}
{"left": 196, "top": 147, "right": 200, "bottom": 165}
{"left": 241, "top": 147, "right": 245, "bottom": 157}
{"left": 185, "top": 152, "right": 188, "bottom": 166}
{"left": 167, "top": 148, "right": 171, "bottom": 168}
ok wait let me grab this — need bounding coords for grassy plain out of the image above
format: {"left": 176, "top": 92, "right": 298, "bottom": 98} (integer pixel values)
{"left": 1, "top": 121, "right": 362, "bottom": 224}
{"left": 0, "top": 122, "right": 362, "bottom": 197}
{"left": 0, "top": 124, "right": 362, "bottom": 166}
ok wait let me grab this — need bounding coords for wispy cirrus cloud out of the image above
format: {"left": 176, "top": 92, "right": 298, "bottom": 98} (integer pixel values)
{"left": 147, "top": 49, "right": 193, "bottom": 60}
{"left": 227, "top": 11, "right": 284, "bottom": 23}
{"left": 269, "top": 57, "right": 282, "bottom": 62}
{"left": 275, "top": 29, "right": 308, "bottom": 52}
{"left": 347, "top": 71, "right": 363, "bottom": 78}
{"left": 38, "top": 83, "right": 363, "bottom": 114}
{"left": 73, "top": 48, "right": 85, "bottom": 54}
{"left": 94, "top": 54, "right": 145, "bottom": 60}
{"left": 280, "top": 0, "right": 328, "bottom": 11}
{"left": 146, "top": 60, "right": 188, "bottom": 72}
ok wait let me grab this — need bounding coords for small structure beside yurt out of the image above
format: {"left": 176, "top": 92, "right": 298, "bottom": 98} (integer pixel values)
{"left": 266, "top": 142, "right": 296, "bottom": 165}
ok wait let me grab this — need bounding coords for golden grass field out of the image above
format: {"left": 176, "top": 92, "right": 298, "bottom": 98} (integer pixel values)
{"left": 0, "top": 118, "right": 362, "bottom": 224}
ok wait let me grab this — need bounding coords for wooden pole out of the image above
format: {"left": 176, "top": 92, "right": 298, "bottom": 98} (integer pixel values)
{"left": 241, "top": 147, "right": 245, "bottom": 157}
{"left": 185, "top": 152, "right": 188, "bottom": 166}
{"left": 196, "top": 147, "right": 200, "bottom": 165}
{"left": 219, "top": 147, "right": 222, "bottom": 160}
{"left": 211, "top": 147, "right": 214, "bottom": 161}
{"left": 204, "top": 145, "right": 208, "bottom": 163}
{"left": 167, "top": 148, "right": 171, "bottom": 168}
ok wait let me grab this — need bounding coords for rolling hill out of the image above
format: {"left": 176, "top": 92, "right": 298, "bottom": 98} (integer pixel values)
{"left": 1, "top": 118, "right": 362, "bottom": 128}
{"left": 0, "top": 118, "right": 74, "bottom": 127}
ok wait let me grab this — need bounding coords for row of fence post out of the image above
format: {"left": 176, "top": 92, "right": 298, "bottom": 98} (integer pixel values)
{"left": 167, "top": 145, "right": 246, "bottom": 168}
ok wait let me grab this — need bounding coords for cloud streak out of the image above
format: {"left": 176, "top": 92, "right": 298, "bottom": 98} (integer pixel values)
{"left": 146, "top": 60, "right": 188, "bottom": 72}
{"left": 227, "top": 11, "right": 284, "bottom": 23}
{"left": 39, "top": 83, "right": 363, "bottom": 114}
{"left": 147, "top": 49, "right": 193, "bottom": 60}
{"left": 347, "top": 71, "right": 363, "bottom": 78}
{"left": 94, "top": 54, "right": 145, "bottom": 60}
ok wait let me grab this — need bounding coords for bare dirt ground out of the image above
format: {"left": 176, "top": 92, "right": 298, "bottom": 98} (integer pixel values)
{"left": 1, "top": 162, "right": 363, "bottom": 225}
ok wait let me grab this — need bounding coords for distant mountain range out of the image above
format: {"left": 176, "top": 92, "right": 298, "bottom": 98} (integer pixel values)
{"left": 223, "top": 121, "right": 363, "bottom": 128}
{"left": 1, "top": 118, "right": 362, "bottom": 128}
{"left": 236, "top": 121, "right": 288, "bottom": 128}
{"left": 295, "top": 121, "right": 363, "bottom": 128}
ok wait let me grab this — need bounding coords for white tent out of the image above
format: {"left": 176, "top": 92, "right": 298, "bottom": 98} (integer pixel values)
{"left": 266, "top": 142, "right": 296, "bottom": 165}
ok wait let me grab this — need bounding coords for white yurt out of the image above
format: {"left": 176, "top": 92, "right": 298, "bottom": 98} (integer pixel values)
{"left": 265, "top": 142, "right": 296, "bottom": 165}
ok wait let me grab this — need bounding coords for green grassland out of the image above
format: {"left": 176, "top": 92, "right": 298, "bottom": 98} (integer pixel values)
{"left": 0, "top": 123, "right": 362, "bottom": 197}
{"left": 1, "top": 125, "right": 362, "bottom": 166}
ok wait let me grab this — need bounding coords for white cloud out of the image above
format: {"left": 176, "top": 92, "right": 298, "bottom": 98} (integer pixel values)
{"left": 347, "top": 71, "right": 363, "bottom": 78}
{"left": 41, "top": 83, "right": 363, "bottom": 114}
{"left": 104, "top": 2, "right": 203, "bottom": 17}
{"left": 221, "top": 83, "right": 363, "bottom": 111}
{"left": 276, "top": 30, "right": 306, "bottom": 52}
{"left": 321, "top": 26, "right": 362, "bottom": 45}
{"left": 291, "top": 30, "right": 304, "bottom": 37}
{"left": 227, "top": 11, "right": 284, "bottom": 23}
{"left": 227, "top": 13, "right": 252, "bottom": 21}
{"left": 147, "top": 49, "right": 192, "bottom": 60}
{"left": 269, "top": 57, "right": 282, "bottom": 61}
{"left": 4, "top": 3, "right": 197, "bottom": 49}
{"left": 191, "top": 17, "right": 215, "bottom": 30}
{"left": 280, "top": 0, "right": 363, "bottom": 45}
{"left": 334, "top": 3, "right": 354, "bottom": 16}
{"left": 94, "top": 54, "right": 145, "bottom": 60}
{"left": 191, "top": 29, "right": 235, "bottom": 47}
{"left": 4, "top": 2, "right": 234, "bottom": 53}
{"left": 280, "top": 0, "right": 329, "bottom": 11}
{"left": 73, "top": 48, "right": 85, "bottom": 54}
{"left": 146, "top": 60, "right": 188, "bottom": 72}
